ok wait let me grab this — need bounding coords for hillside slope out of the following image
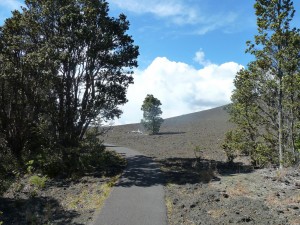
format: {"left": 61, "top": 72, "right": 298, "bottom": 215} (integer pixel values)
{"left": 104, "top": 105, "right": 233, "bottom": 160}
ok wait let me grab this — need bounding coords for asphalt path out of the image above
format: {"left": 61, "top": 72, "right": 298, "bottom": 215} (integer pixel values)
{"left": 91, "top": 144, "right": 168, "bottom": 225}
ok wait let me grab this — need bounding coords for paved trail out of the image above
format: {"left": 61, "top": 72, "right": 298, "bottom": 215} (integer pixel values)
{"left": 91, "top": 145, "right": 167, "bottom": 225}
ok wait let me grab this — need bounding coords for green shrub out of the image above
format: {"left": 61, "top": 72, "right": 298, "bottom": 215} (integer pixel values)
{"left": 26, "top": 160, "right": 35, "bottom": 174}
{"left": 222, "top": 130, "right": 239, "bottom": 163}
{"left": 29, "top": 175, "right": 48, "bottom": 189}
{"left": 30, "top": 128, "right": 125, "bottom": 178}
{"left": 250, "top": 142, "right": 277, "bottom": 168}
{"left": 223, "top": 129, "right": 259, "bottom": 164}
{"left": 283, "top": 151, "right": 297, "bottom": 167}
{"left": 193, "top": 146, "right": 203, "bottom": 160}
{"left": 293, "top": 128, "right": 300, "bottom": 164}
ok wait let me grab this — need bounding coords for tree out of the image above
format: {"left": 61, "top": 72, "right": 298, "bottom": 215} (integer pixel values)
{"left": 23, "top": 0, "right": 139, "bottom": 147}
{"left": 226, "top": 62, "right": 280, "bottom": 166}
{"left": 141, "top": 94, "right": 164, "bottom": 135}
{"left": 0, "top": 10, "right": 50, "bottom": 166}
{"left": 250, "top": 0, "right": 300, "bottom": 168}
{"left": 0, "top": 0, "right": 139, "bottom": 167}
{"left": 224, "top": 0, "right": 300, "bottom": 167}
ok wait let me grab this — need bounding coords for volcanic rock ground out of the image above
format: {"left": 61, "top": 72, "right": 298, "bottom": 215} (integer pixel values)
{"left": 105, "top": 105, "right": 300, "bottom": 225}
{"left": 1, "top": 106, "right": 298, "bottom": 224}
{"left": 105, "top": 106, "right": 231, "bottom": 160}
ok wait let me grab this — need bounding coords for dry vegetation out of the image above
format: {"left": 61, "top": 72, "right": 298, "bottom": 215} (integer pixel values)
{"left": 0, "top": 152, "right": 125, "bottom": 224}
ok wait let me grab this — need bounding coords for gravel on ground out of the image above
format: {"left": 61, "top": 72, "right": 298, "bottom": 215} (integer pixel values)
{"left": 104, "top": 106, "right": 300, "bottom": 225}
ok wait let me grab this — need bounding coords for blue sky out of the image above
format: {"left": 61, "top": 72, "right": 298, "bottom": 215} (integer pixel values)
{"left": 108, "top": 0, "right": 258, "bottom": 69}
{"left": 1, "top": 1, "right": 300, "bottom": 124}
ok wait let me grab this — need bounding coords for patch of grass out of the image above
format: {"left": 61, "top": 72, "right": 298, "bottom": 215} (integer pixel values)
{"left": 165, "top": 196, "right": 173, "bottom": 225}
{"left": 266, "top": 192, "right": 300, "bottom": 207}
{"left": 275, "top": 168, "right": 288, "bottom": 182}
{"left": 94, "top": 175, "right": 120, "bottom": 208}
{"left": 27, "top": 174, "right": 48, "bottom": 197}
{"left": 63, "top": 175, "right": 120, "bottom": 212}
{"left": 166, "top": 182, "right": 176, "bottom": 188}
{"left": 207, "top": 209, "right": 225, "bottom": 219}
{"left": 226, "top": 181, "right": 250, "bottom": 197}
{"left": 29, "top": 175, "right": 48, "bottom": 189}
{"left": 265, "top": 193, "right": 280, "bottom": 206}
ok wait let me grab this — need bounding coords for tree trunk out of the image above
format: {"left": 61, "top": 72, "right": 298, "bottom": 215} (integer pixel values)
{"left": 278, "top": 76, "right": 283, "bottom": 169}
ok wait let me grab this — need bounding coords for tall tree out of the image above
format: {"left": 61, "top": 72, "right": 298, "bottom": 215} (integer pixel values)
{"left": 0, "top": 0, "right": 139, "bottom": 166}
{"left": 225, "top": 0, "right": 300, "bottom": 167}
{"left": 22, "top": 0, "right": 139, "bottom": 146}
{"left": 0, "top": 10, "right": 50, "bottom": 165}
{"left": 141, "top": 94, "right": 164, "bottom": 135}
{"left": 249, "top": 0, "right": 300, "bottom": 168}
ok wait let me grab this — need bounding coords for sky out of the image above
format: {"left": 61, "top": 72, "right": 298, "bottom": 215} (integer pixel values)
{"left": 1, "top": 0, "right": 300, "bottom": 125}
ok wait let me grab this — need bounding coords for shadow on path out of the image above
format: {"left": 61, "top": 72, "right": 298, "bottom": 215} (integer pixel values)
{"left": 116, "top": 155, "right": 165, "bottom": 187}
{"left": 110, "top": 148, "right": 254, "bottom": 188}
{"left": 92, "top": 145, "right": 168, "bottom": 225}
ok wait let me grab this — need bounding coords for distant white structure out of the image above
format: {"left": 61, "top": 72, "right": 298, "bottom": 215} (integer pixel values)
{"left": 131, "top": 129, "right": 143, "bottom": 134}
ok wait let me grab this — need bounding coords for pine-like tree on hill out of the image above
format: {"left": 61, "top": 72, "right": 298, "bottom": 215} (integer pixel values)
{"left": 141, "top": 94, "right": 164, "bottom": 135}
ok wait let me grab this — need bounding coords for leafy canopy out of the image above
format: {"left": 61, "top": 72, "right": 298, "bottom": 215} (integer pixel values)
{"left": 0, "top": 0, "right": 139, "bottom": 175}
{"left": 224, "top": 0, "right": 300, "bottom": 167}
{"left": 141, "top": 94, "right": 164, "bottom": 135}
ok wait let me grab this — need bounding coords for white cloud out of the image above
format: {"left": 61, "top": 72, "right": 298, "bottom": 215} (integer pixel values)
{"left": 108, "top": 0, "right": 198, "bottom": 25}
{"left": 108, "top": 0, "right": 237, "bottom": 32}
{"left": 194, "top": 49, "right": 211, "bottom": 66}
{"left": 195, "top": 12, "right": 238, "bottom": 35}
{"left": 114, "top": 52, "right": 243, "bottom": 125}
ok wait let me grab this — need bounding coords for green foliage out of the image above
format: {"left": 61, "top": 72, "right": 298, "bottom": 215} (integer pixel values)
{"left": 0, "top": 0, "right": 137, "bottom": 179}
{"left": 141, "top": 94, "right": 164, "bottom": 135}
{"left": 35, "top": 140, "right": 107, "bottom": 178}
{"left": 227, "top": 0, "right": 300, "bottom": 168}
{"left": 28, "top": 129, "right": 125, "bottom": 178}
{"left": 29, "top": 175, "right": 48, "bottom": 189}
{"left": 26, "top": 160, "right": 35, "bottom": 174}
{"left": 193, "top": 145, "right": 204, "bottom": 162}
{"left": 223, "top": 131, "right": 240, "bottom": 163}
{"left": 252, "top": 143, "right": 275, "bottom": 168}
